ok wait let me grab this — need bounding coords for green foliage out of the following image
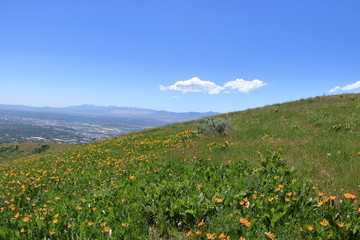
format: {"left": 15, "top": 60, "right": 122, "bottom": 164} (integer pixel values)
{"left": 30, "top": 145, "right": 50, "bottom": 154}
{"left": 196, "top": 117, "right": 232, "bottom": 136}
{"left": 0, "top": 146, "right": 19, "bottom": 154}
{"left": 0, "top": 129, "right": 359, "bottom": 239}
{"left": 260, "top": 150, "right": 286, "bottom": 170}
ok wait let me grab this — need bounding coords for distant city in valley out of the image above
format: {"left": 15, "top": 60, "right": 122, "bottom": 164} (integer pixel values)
{"left": 0, "top": 104, "right": 217, "bottom": 144}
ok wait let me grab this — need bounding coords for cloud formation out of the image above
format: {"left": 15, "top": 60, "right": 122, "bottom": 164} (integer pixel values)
{"left": 329, "top": 81, "right": 360, "bottom": 93}
{"left": 160, "top": 77, "right": 266, "bottom": 94}
{"left": 160, "top": 77, "right": 223, "bottom": 94}
{"left": 224, "top": 79, "right": 267, "bottom": 93}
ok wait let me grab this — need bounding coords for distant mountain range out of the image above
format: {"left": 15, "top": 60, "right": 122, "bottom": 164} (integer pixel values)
{"left": 0, "top": 104, "right": 218, "bottom": 144}
{"left": 0, "top": 104, "right": 218, "bottom": 122}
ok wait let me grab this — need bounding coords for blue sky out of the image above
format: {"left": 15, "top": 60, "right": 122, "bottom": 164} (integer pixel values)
{"left": 0, "top": 0, "right": 359, "bottom": 113}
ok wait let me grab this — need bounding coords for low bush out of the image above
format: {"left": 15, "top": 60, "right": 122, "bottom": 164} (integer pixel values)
{"left": 196, "top": 117, "right": 232, "bottom": 136}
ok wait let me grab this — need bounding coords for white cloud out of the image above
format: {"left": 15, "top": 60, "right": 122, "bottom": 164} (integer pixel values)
{"left": 342, "top": 81, "right": 360, "bottom": 90}
{"left": 329, "top": 86, "right": 341, "bottom": 93}
{"left": 223, "top": 79, "right": 267, "bottom": 93}
{"left": 160, "top": 77, "right": 223, "bottom": 94}
{"left": 161, "top": 77, "right": 267, "bottom": 94}
{"left": 329, "top": 81, "right": 360, "bottom": 92}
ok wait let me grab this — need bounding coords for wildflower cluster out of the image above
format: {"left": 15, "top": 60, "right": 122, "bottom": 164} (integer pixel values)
{"left": 0, "top": 129, "right": 359, "bottom": 239}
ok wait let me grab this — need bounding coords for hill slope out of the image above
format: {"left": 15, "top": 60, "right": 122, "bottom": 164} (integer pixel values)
{"left": 218, "top": 93, "right": 360, "bottom": 195}
{"left": 0, "top": 93, "right": 359, "bottom": 239}
{"left": 0, "top": 142, "right": 73, "bottom": 164}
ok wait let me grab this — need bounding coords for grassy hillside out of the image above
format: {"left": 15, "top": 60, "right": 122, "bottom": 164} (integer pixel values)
{"left": 210, "top": 93, "right": 360, "bottom": 195}
{"left": 0, "top": 142, "right": 73, "bottom": 164}
{"left": 0, "top": 93, "right": 359, "bottom": 239}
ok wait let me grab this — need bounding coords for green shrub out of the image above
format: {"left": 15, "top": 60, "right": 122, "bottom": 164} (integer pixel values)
{"left": 196, "top": 117, "right": 232, "bottom": 136}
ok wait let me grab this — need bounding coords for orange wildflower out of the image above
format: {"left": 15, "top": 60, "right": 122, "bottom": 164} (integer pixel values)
{"left": 239, "top": 218, "right": 251, "bottom": 227}
{"left": 103, "top": 226, "right": 111, "bottom": 232}
{"left": 337, "top": 222, "right": 345, "bottom": 228}
{"left": 186, "top": 230, "right": 192, "bottom": 236}
{"left": 215, "top": 198, "right": 223, "bottom": 203}
{"left": 307, "top": 225, "right": 314, "bottom": 231}
{"left": 206, "top": 233, "right": 215, "bottom": 239}
{"left": 22, "top": 217, "right": 29, "bottom": 223}
{"left": 197, "top": 219, "right": 204, "bottom": 227}
{"left": 219, "top": 233, "right": 226, "bottom": 239}
{"left": 320, "top": 219, "right": 329, "bottom": 227}
{"left": 344, "top": 193, "right": 356, "bottom": 199}
{"left": 121, "top": 223, "right": 130, "bottom": 228}
{"left": 266, "top": 232, "right": 275, "bottom": 239}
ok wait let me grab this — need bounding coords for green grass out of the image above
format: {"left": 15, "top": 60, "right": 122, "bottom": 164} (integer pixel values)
{"left": 0, "top": 142, "right": 73, "bottom": 164}
{"left": 215, "top": 93, "right": 360, "bottom": 196}
{"left": 0, "top": 93, "right": 359, "bottom": 239}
